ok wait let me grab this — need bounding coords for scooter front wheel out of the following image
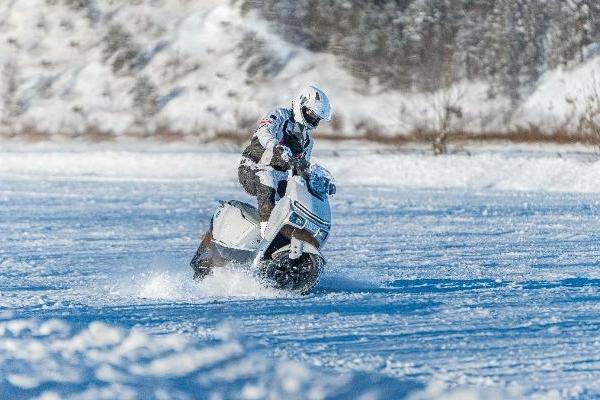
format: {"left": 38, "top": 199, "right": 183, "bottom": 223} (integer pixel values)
{"left": 259, "top": 251, "right": 324, "bottom": 295}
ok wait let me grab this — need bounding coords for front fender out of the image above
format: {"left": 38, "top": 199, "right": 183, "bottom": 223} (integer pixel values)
{"left": 272, "top": 240, "right": 324, "bottom": 260}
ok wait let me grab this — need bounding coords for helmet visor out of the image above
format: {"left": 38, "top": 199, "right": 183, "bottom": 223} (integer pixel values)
{"left": 302, "top": 106, "right": 321, "bottom": 128}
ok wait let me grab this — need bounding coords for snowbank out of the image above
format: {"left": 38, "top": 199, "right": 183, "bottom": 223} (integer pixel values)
{"left": 0, "top": 317, "right": 388, "bottom": 399}
{"left": 0, "top": 316, "right": 525, "bottom": 399}
{"left": 0, "top": 147, "right": 599, "bottom": 193}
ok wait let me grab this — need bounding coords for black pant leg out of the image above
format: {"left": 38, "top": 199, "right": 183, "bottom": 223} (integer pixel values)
{"left": 238, "top": 164, "right": 278, "bottom": 222}
{"left": 238, "top": 165, "right": 258, "bottom": 196}
{"left": 256, "top": 184, "right": 276, "bottom": 222}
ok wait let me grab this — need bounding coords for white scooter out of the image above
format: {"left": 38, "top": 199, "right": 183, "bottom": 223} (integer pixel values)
{"left": 190, "top": 161, "right": 336, "bottom": 294}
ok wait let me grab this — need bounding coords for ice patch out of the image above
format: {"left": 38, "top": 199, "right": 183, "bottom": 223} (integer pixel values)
{"left": 316, "top": 275, "right": 385, "bottom": 293}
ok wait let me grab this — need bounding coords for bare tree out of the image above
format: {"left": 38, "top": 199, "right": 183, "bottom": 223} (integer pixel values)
{"left": 433, "top": 106, "right": 463, "bottom": 155}
{"left": 130, "top": 75, "right": 159, "bottom": 136}
{"left": 1, "top": 58, "right": 21, "bottom": 136}
{"left": 577, "top": 74, "right": 600, "bottom": 151}
{"left": 430, "top": 85, "right": 465, "bottom": 155}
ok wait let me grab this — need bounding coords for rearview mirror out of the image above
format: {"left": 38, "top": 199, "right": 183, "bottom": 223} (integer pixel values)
{"left": 328, "top": 183, "right": 336, "bottom": 196}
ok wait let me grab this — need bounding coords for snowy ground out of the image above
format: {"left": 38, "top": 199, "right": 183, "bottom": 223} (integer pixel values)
{"left": 1, "top": 145, "right": 600, "bottom": 399}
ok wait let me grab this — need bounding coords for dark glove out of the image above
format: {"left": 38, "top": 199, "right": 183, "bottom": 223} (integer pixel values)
{"left": 272, "top": 145, "right": 292, "bottom": 170}
{"left": 296, "top": 158, "right": 310, "bottom": 174}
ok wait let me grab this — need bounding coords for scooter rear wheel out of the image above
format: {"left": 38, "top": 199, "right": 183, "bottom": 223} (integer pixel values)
{"left": 190, "top": 221, "right": 217, "bottom": 280}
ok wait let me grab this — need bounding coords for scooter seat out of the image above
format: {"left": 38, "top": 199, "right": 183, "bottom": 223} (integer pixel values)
{"left": 227, "top": 200, "right": 260, "bottom": 226}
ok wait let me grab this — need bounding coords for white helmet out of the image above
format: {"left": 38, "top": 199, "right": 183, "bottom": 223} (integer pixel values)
{"left": 292, "top": 85, "right": 332, "bottom": 129}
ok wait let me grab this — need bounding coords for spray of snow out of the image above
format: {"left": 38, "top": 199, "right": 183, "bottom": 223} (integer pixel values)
{"left": 133, "top": 266, "right": 285, "bottom": 301}
{"left": 102, "top": 254, "right": 285, "bottom": 302}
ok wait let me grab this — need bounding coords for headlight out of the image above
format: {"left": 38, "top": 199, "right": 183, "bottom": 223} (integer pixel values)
{"left": 316, "top": 229, "right": 329, "bottom": 242}
{"left": 309, "top": 164, "right": 336, "bottom": 197}
{"left": 309, "top": 173, "right": 329, "bottom": 196}
{"left": 289, "top": 212, "right": 306, "bottom": 227}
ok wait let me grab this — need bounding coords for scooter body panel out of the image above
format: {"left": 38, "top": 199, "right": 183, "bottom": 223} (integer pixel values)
{"left": 212, "top": 202, "right": 262, "bottom": 252}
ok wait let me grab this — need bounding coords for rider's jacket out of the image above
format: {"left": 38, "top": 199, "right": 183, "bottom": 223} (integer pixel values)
{"left": 241, "top": 107, "right": 313, "bottom": 172}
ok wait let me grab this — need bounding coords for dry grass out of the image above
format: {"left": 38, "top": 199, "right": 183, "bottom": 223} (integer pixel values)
{"left": 453, "top": 129, "right": 600, "bottom": 145}
{"left": 1, "top": 126, "right": 599, "bottom": 147}
{"left": 85, "top": 126, "right": 116, "bottom": 143}
{"left": 210, "top": 130, "right": 249, "bottom": 146}
{"left": 154, "top": 125, "right": 186, "bottom": 143}
{"left": 17, "top": 126, "right": 52, "bottom": 142}
{"left": 316, "top": 129, "right": 600, "bottom": 146}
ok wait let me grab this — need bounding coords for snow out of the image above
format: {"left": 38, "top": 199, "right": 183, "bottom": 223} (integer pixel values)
{"left": 0, "top": 1, "right": 599, "bottom": 138}
{"left": 0, "top": 315, "right": 527, "bottom": 399}
{"left": 514, "top": 55, "right": 600, "bottom": 132}
{"left": 135, "top": 267, "right": 284, "bottom": 301}
{"left": 0, "top": 145, "right": 599, "bottom": 193}
{"left": 2, "top": 145, "right": 600, "bottom": 398}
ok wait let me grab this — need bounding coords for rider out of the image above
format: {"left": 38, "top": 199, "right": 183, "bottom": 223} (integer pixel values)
{"left": 238, "top": 85, "right": 332, "bottom": 236}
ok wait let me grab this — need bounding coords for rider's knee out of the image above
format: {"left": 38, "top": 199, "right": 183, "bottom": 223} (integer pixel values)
{"left": 256, "top": 184, "right": 276, "bottom": 221}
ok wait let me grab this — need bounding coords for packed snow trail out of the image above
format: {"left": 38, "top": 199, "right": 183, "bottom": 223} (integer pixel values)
{"left": 1, "top": 148, "right": 600, "bottom": 399}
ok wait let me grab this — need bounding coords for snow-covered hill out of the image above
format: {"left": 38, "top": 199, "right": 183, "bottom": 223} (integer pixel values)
{"left": 0, "top": 1, "right": 598, "bottom": 140}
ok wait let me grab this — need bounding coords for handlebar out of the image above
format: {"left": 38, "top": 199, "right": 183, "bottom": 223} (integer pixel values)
{"left": 290, "top": 158, "right": 310, "bottom": 178}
